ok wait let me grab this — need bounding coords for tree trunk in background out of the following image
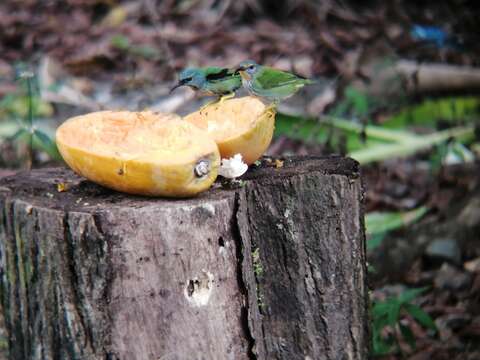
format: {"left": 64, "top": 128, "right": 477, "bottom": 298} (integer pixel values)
{"left": 0, "top": 156, "right": 368, "bottom": 360}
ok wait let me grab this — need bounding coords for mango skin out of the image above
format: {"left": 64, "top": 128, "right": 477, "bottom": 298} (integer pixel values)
{"left": 56, "top": 111, "right": 220, "bottom": 198}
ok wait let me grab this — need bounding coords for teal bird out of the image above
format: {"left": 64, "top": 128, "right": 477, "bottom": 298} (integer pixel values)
{"left": 235, "top": 60, "right": 314, "bottom": 107}
{"left": 171, "top": 67, "right": 242, "bottom": 107}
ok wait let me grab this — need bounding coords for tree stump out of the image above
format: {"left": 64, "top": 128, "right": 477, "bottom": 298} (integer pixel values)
{"left": 0, "top": 156, "right": 368, "bottom": 360}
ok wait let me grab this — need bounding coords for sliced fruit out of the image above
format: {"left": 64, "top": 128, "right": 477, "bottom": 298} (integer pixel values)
{"left": 184, "top": 96, "right": 275, "bottom": 164}
{"left": 56, "top": 110, "right": 220, "bottom": 197}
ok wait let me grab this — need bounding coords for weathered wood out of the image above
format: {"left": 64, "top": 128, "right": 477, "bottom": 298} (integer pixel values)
{"left": 0, "top": 156, "right": 368, "bottom": 360}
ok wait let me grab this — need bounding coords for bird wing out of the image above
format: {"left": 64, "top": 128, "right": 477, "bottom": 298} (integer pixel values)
{"left": 204, "top": 67, "right": 231, "bottom": 81}
{"left": 256, "top": 67, "right": 308, "bottom": 89}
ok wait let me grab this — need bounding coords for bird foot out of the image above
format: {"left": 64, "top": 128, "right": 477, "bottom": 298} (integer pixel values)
{"left": 199, "top": 93, "right": 235, "bottom": 113}
{"left": 218, "top": 93, "right": 235, "bottom": 105}
{"left": 199, "top": 100, "right": 217, "bottom": 113}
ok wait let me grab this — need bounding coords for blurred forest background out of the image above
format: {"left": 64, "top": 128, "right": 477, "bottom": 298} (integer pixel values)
{"left": 1, "top": 0, "right": 480, "bottom": 358}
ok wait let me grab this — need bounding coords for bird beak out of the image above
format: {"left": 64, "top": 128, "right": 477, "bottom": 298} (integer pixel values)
{"left": 234, "top": 66, "right": 245, "bottom": 74}
{"left": 235, "top": 66, "right": 251, "bottom": 80}
{"left": 170, "top": 80, "right": 185, "bottom": 93}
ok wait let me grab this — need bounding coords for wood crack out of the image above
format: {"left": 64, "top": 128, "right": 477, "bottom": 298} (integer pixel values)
{"left": 232, "top": 191, "right": 257, "bottom": 360}
{"left": 62, "top": 212, "right": 94, "bottom": 355}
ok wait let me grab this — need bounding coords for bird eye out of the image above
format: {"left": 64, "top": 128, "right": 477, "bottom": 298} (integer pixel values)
{"left": 248, "top": 65, "right": 255, "bottom": 70}
{"left": 180, "top": 77, "right": 193, "bottom": 84}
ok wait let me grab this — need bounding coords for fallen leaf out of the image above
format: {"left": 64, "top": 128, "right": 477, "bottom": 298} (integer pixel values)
{"left": 56, "top": 182, "right": 70, "bottom": 192}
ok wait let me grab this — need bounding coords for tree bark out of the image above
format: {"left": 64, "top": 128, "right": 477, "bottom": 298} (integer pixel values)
{"left": 0, "top": 156, "right": 368, "bottom": 360}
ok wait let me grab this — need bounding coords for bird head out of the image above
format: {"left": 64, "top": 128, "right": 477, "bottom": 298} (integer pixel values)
{"left": 235, "top": 60, "right": 259, "bottom": 80}
{"left": 170, "top": 68, "right": 205, "bottom": 93}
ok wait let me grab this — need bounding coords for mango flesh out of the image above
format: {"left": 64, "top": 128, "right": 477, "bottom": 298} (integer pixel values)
{"left": 56, "top": 111, "right": 220, "bottom": 197}
{"left": 184, "top": 97, "right": 275, "bottom": 165}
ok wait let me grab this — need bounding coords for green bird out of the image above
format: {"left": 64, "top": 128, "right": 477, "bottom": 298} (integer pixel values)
{"left": 235, "top": 60, "right": 314, "bottom": 107}
{"left": 171, "top": 67, "right": 242, "bottom": 108}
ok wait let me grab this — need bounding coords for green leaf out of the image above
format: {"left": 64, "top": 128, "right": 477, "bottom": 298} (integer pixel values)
{"left": 372, "top": 301, "right": 393, "bottom": 318}
{"left": 386, "top": 301, "right": 401, "bottom": 326}
{"left": 383, "top": 97, "right": 480, "bottom": 129}
{"left": 429, "top": 142, "right": 448, "bottom": 173}
{"left": 0, "top": 121, "right": 20, "bottom": 138}
{"left": 111, "top": 34, "right": 159, "bottom": 59}
{"left": 329, "top": 97, "right": 351, "bottom": 117}
{"left": 404, "top": 303, "right": 437, "bottom": 331}
{"left": 33, "top": 129, "right": 61, "bottom": 160}
{"left": 274, "top": 114, "right": 388, "bottom": 152}
{"left": 130, "top": 45, "right": 160, "bottom": 59}
{"left": 399, "top": 323, "right": 416, "bottom": 349}
{"left": 398, "top": 287, "right": 428, "bottom": 304}
{"left": 276, "top": 96, "right": 477, "bottom": 166}
{"left": 349, "top": 125, "right": 474, "bottom": 164}
{"left": 372, "top": 299, "right": 401, "bottom": 327}
{"left": 0, "top": 94, "right": 53, "bottom": 119}
{"left": 366, "top": 207, "right": 428, "bottom": 236}
{"left": 367, "top": 232, "right": 386, "bottom": 251}
{"left": 372, "top": 327, "right": 394, "bottom": 356}
{"left": 367, "top": 263, "right": 377, "bottom": 274}
{"left": 345, "top": 87, "right": 369, "bottom": 116}
{"left": 8, "top": 128, "right": 29, "bottom": 142}
{"left": 372, "top": 299, "right": 403, "bottom": 356}
{"left": 324, "top": 116, "right": 415, "bottom": 143}
{"left": 111, "top": 34, "right": 131, "bottom": 50}
{"left": 443, "top": 142, "right": 475, "bottom": 165}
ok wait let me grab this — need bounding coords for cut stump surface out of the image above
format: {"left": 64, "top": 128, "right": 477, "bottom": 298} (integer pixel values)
{"left": 0, "top": 156, "right": 368, "bottom": 360}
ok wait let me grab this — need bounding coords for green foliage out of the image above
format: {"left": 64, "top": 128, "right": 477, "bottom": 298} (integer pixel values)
{"left": 367, "top": 233, "right": 387, "bottom": 252}
{"left": 346, "top": 87, "right": 369, "bottom": 116}
{"left": 430, "top": 140, "right": 475, "bottom": 173}
{"left": 444, "top": 141, "right": 474, "bottom": 164}
{"left": 365, "top": 207, "right": 428, "bottom": 250}
{"left": 0, "top": 66, "right": 61, "bottom": 165}
{"left": 0, "top": 121, "right": 19, "bottom": 139}
{"left": 275, "top": 114, "right": 387, "bottom": 153}
{"left": 275, "top": 112, "right": 475, "bottom": 164}
{"left": 329, "top": 85, "right": 386, "bottom": 119}
{"left": 110, "top": 34, "right": 130, "bottom": 49}
{"left": 382, "top": 97, "right": 480, "bottom": 129}
{"left": 349, "top": 125, "right": 474, "bottom": 164}
{"left": 111, "top": 34, "right": 160, "bottom": 60}
{"left": 275, "top": 90, "right": 479, "bottom": 164}
{"left": 0, "top": 93, "right": 53, "bottom": 119}
{"left": 372, "top": 287, "right": 436, "bottom": 356}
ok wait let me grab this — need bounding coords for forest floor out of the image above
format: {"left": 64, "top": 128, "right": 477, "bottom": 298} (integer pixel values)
{"left": 1, "top": 0, "right": 480, "bottom": 358}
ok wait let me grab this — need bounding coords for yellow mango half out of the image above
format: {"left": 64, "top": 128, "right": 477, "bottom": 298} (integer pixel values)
{"left": 56, "top": 111, "right": 220, "bottom": 197}
{"left": 184, "top": 97, "right": 275, "bottom": 165}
